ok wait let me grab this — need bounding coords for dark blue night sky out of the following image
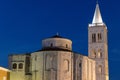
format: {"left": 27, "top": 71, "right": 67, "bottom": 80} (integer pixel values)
{"left": 0, "top": 0, "right": 119, "bottom": 79}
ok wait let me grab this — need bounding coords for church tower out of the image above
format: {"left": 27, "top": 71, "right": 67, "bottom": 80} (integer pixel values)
{"left": 88, "top": 3, "right": 109, "bottom": 80}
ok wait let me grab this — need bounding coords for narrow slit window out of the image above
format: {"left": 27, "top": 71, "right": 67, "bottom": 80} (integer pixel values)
{"left": 93, "top": 51, "right": 96, "bottom": 58}
{"left": 79, "top": 63, "right": 82, "bottom": 68}
{"left": 98, "top": 49, "right": 102, "bottom": 58}
{"left": 66, "top": 44, "right": 68, "bottom": 48}
{"left": 50, "top": 43, "right": 53, "bottom": 47}
{"left": 98, "top": 33, "right": 102, "bottom": 41}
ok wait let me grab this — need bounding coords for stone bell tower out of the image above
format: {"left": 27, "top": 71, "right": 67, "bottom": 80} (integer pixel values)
{"left": 88, "top": 3, "right": 109, "bottom": 80}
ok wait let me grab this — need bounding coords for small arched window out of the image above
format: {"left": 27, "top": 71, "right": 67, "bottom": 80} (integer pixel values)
{"left": 79, "top": 63, "right": 82, "bottom": 68}
{"left": 64, "top": 59, "right": 69, "bottom": 72}
{"left": 98, "top": 33, "right": 102, "bottom": 42}
{"left": 98, "top": 49, "right": 102, "bottom": 58}
{"left": 66, "top": 44, "right": 68, "bottom": 48}
{"left": 19, "top": 63, "right": 23, "bottom": 69}
{"left": 92, "top": 50, "right": 96, "bottom": 58}
{"left": 50, "top": 43, "right": 53, "bottom": 47}
{"left": 13, "top": 63, "right": 17, "bottom": 69}
{"left": 46, "top": 55, "right": 53, "bottom": 70}
{"left": 98, "top": 65, "right": 102, "bottom": 73}
{"left": 92, "top": 33, "right": 96, "bottom": 42}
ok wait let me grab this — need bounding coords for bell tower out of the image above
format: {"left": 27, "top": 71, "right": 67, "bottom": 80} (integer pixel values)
{"left": 88, "top": 3, "right": 109, "bottom": 80}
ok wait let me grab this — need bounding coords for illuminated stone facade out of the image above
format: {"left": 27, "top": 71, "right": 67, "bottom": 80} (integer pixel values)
{"left": 8, "top": 3, "right": 109, "bottom": 80}
{"left": 88, "top": 4, "right": 109, "bottom": 80}
{"left": 9, "top": 54, "right": 31, "bottom": 80}
{"left": 9, "top": 35, "right": 96, "bottom": 80}
{"left": 0, "top": 67, "right": 10, "bottom": 80}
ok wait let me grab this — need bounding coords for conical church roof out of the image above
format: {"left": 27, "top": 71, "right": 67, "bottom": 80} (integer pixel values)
{"left": 92, "top": 3, "right": 103, "bottom": 24}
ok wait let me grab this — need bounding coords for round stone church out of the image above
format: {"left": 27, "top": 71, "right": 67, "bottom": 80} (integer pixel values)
{"left": 8, "top": 3, "right": 109, "bottom": 80}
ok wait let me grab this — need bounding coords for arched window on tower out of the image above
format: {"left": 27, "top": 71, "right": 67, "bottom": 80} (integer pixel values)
{"left": 19, "top": 63, "right": 23, "bottom": 69}
{"left": 92, "top": 50, "right": 96, "bottom": 58}
{"left": 12, "top": 63, "right": 17, "bottom": 69}
{"left": 92, "top": 33, "right": 96, "bottom": 42}
{"left": 98, "top": 33, "right": 102, "bottom": 42}
{"left": 98, "top": 49, "right": 102, "bottom": 58}
{"left": 98, "top": 65, "right": 102, "bottom": 74}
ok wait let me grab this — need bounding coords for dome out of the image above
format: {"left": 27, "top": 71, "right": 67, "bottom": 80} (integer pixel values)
{"left": 41, "top": 35, "right": 72, "bottom": 51}
{"left": 51, "top": 35, "right": 63, "bottom": 38}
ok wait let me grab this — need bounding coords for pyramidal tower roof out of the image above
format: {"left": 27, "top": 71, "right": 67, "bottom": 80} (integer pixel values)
{"left": 92, "top": 3, "right": 103, "bottom": 24}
